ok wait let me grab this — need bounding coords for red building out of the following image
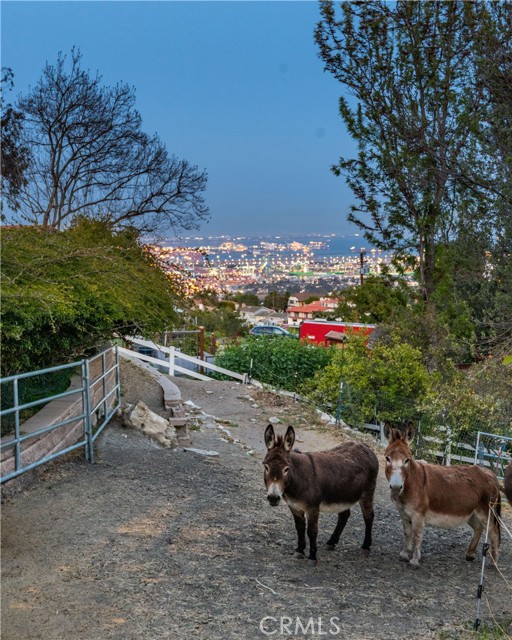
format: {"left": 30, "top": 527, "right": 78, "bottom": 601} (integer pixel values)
{"left": 299, "top": 320, "right": 376, "bottom": 345}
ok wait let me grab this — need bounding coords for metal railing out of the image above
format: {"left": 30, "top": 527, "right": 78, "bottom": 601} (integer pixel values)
{"left": 0, "top": 346, "right": 120, "bottom": 483}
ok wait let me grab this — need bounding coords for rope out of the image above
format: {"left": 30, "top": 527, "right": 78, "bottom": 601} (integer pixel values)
{"left": 474, "top": 500, "right": 512, "bottom": 631}
{"left": 490, "top": 504, "right": 512, "bottom": 542}
{"left": 483, "top": 591, "right": 509, "bottom": 638}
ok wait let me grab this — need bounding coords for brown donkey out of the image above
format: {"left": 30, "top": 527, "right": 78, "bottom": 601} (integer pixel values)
{"left": 384, "top": 422, "right": 501, "bottom": 568}
{"left": 263, "top": 424, "right": 379, "bottom": 564}
{"left": 505, "top": 461, "right": 512, "bottom": 507}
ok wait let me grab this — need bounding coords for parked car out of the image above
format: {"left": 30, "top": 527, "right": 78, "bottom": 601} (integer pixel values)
{"left": 249, "top": 325, "right": 296, "bottom": 337}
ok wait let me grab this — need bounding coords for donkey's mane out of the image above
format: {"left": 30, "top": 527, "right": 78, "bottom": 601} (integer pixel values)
{"left": 272, "top": 434, "right": 301, "bottom": 453}
{"left": 274, "top": 434, "right": 285, "bottom": 447}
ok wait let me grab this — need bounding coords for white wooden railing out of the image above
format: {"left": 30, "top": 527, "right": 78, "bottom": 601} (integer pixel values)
{"left": 119, "top": 337, "right": 248, "bottom": 383}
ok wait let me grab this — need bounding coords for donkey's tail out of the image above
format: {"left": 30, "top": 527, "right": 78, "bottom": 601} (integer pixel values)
{"left": 492, "top": 493, "right": 501, "bottom": 546}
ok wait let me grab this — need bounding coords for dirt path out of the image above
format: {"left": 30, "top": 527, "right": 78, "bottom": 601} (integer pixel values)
{"left": 2, "top": 363, "right": 511, "bottom": 640}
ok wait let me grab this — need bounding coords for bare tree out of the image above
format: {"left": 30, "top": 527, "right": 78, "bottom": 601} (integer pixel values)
{"left": 1, "top": 68, "right": 29, "bottom": 210}
{"left": 11, "top": 49, "right": 208, "bottom": 233}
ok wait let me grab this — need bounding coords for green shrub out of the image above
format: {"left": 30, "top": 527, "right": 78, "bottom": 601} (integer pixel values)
{"left": 1, "top": 219, "right": 182, "bottom": 376}
{"left": 1, "top": 368, "right": 74, "bottom": 436}
{"left": 215, "top": 336, "right": 334, "bottom": 391}
{"left": 304, "top": 334, "right": 431, "bottom": 424}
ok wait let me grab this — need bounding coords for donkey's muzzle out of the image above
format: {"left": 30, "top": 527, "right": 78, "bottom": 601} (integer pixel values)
{"left": 267, "top": 496, "right": 281, "bottom": 507}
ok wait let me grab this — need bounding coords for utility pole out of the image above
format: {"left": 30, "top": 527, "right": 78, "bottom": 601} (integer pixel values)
{"left": 360, "top": 249, "right": 366, "bottom": 286}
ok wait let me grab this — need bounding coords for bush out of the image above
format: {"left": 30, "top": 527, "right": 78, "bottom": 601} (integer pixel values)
{"left": 215, "top": 337, "right": 334, "bottom": 391}
{"left": 1, "top": 368, "right": 74, "bottom": 436}
{"left": 304, "top": 334, "right": 431, "bottom": 424}
{"left": 418, "top": 358, "right": 512, "bottom": 438}
{"left": 1, "top": 219, "right": 182, "bottom": 376}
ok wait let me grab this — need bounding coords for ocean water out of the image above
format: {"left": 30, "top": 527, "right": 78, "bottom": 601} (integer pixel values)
{"left": 162, "top": 233, "right": 385, "bottom": 261}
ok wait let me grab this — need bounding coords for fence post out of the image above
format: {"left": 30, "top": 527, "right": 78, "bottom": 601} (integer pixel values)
{"left": 168, "top": 346, "right": 175, "bottom": 376}
{"left": 101, "top": 350, "right": 107, "bottom": 420}
{"left": 115, "top": 345, "right": 121, "bottom": 412}
{"left": 379, "top": 421, "right": 387, "bottom": 446}
{"left": 82, "top": 359, "right": 94, "bottom": 464}
{"left": 199, "top": 326, "right": 205, "bottom": 374}
{"left": 335, "top": 380, "right": 344, "bottom": 426}
{"left": 474, "top": 431, "right": 482, "bottom": 465}
{"left": 13, "top": 378, "right": 21, "bottom": 472}
{"left": 444, "top": 425, "right": 452, "bottom": 466}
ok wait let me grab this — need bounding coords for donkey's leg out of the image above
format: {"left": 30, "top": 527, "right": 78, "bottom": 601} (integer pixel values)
{"left": 409, "top": 515, "right": 425, "bottom": 568}
{"left": 487, "top": 507, "right": 500, "bottom": 564}
{"left": 306, "top": 509, "right": 320, "bottom": 564}
{"left": 291, "top": 510, "right": 306, "bottom": 558}
{"left": 326, "top": 509, "right": 350, "bottom": 550}
{"left": 400, "top": 515, "right": 413, "bottom": 561}
{"left": 466, "top": 512, "right": 484, "bottom": 561}
{"left": 359, "top": 493, "right": 375, "bottom": 556}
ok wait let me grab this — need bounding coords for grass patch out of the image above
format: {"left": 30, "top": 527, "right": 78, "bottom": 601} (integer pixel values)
{"left": 439, "top": 618, "right": 512, "bottom": 640}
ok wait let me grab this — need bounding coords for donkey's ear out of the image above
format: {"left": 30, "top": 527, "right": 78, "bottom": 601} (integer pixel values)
{"left": 283, "top": 426, "right": 295, "bottom": 452}
{"left": 264, "top": 424, "right": 276, "bottom": 450}
{"left": 404, "top": 421, "right": 415, "bottom": 443}
{"left": 383, "top": 421, "right": 393, "bottom": 442}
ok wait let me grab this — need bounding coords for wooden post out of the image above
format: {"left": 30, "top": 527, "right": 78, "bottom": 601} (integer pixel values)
{"left": 199, "top": 326, "right": 205, "bottom": 374}
{"left": 168, "top": 346, "right": 175, "bottom": 376}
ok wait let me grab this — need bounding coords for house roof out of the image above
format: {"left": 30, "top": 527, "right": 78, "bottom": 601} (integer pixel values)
{"left": 324, "top": 331, "right": 347, "bottom": 342}
{"left": 287, "top": 301, "right": 326, "bottom": 314}
{"left": 288, "top": 292, "right": 315, "bottom": 302}
{"left": 239, "top": 306, "right": 263, "bottom": 314}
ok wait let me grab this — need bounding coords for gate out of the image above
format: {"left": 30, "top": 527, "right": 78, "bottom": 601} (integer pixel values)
{"left": 474, "top": 431, "right": 512, "bottom": 481}
{"left": 0, "top": 346, "right": 120, "bottom": 483}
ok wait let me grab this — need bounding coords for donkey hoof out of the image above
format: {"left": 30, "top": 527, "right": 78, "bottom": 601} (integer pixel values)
{"left": 399, "top": 552, "right": 410, "bottom": 562}
{"left": 326, "top": 543, "right": 336, "bottom": 550}
{"left": 308, "top": 558, "right": 318, "bottom": 566}
{"left": 294, "top": 551, "right": 306, "bottom": 559}
{"left": 361, "top": 548, "right": 370, "bottom": 558}
{"left": 409, "top": 560, "right": 420, "bottom": 569}
{"left": 466, "top": 554, "right": 475, "bottom": 562}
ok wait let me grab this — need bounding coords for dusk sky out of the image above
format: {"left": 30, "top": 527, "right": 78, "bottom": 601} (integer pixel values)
{"left": 2, "top": 1, "right": 360, "bottom": 238}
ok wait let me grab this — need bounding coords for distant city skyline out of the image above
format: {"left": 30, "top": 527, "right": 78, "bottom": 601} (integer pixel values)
{"left": 2, "top": 1, "right": 360, "bottom": 237}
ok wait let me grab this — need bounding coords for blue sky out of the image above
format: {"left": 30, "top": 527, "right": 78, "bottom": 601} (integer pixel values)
{"left": 2, "top": 1, "right": 359, "bottom": 237}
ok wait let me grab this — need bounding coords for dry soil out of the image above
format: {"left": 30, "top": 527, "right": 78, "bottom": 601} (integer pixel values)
{"left": 1, "top": 361, "right": 511, "bottom": 640}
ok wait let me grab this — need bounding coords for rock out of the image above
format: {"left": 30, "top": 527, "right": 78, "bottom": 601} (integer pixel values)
{"left": 268, "top": 416, "right": 281, "bottom": 424}
{"left": 123, "top": 401, "right": 178, "bottom": 449}
{"left": 183, "top": 448, "right": 219, "bottom": 457}
{"left": 318, "top": 411, "right": 336, "bottom": 424}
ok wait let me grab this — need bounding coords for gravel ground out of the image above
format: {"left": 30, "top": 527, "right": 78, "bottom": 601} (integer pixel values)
{"left": 1, "top": 361, "right": 511, "bottom": 640}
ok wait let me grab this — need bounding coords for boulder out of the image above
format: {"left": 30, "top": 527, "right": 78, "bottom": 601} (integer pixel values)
{"left": 124, "top": 401, "right": 178, "bottom": 449}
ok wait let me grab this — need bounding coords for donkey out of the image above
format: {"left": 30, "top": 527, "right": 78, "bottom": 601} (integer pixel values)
{"left": 263, "top": 424, "right": 379, "bottom": 564}
{"left": 384, "top": 422, "right": 501, "bottom": 568}
{"left": 505, "top": 461, "right": 512, "bottom": 507}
